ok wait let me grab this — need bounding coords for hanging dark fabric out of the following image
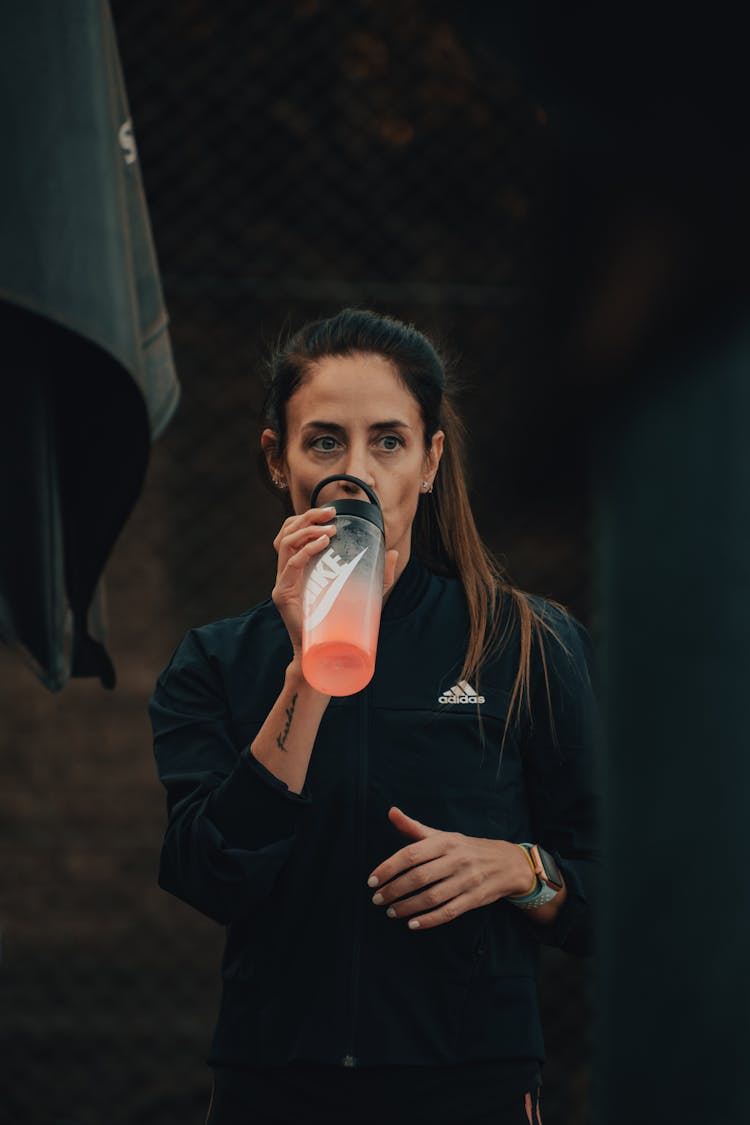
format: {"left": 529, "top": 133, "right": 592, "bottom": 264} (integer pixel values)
{"left": 0, "top": 0, "right": 180, "bottom": 689}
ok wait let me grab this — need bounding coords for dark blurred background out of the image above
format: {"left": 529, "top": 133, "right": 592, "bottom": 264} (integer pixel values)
{"left": 0, "top": 3, "right": 596, "bottom": 1122}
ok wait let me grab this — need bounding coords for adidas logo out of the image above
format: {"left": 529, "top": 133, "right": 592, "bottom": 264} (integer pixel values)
{"left": 438, "top": 680, "right": 486, "bottom": 705}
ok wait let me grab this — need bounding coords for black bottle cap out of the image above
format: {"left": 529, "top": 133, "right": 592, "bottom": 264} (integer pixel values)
{"left": 309, "top": 474, "right": 385, "bottom": 535}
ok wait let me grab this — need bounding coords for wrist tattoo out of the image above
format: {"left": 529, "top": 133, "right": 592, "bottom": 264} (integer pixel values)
{"left": 276, "top": 693, "right": 298, "bottom": 752}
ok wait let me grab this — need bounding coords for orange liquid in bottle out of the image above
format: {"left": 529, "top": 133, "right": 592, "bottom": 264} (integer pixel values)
{"left": 302, "top": 583, "right": 381, "bottom": 696}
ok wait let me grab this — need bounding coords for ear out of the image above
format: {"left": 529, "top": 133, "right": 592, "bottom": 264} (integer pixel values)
{"left": 261, "top": 428, "right": 283, "bottom": 479}
{"left": 423, "top": 429, "right": 445, "bottom": 484}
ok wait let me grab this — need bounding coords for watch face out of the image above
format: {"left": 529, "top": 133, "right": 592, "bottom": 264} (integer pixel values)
{"left": 535, "top": 846, "right": 564, "bottom": 891}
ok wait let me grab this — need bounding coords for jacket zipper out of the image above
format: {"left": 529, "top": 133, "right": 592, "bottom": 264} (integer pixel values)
{"left": 342, "top": 683, "right": 369, "bottom": 1067}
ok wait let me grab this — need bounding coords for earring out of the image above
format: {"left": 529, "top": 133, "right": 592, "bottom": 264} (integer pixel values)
{"left": 273, "top": 475, "right": 288, "bottom": 490}
{"left": 422, "top": 480, "right": 433, "bottom": 494}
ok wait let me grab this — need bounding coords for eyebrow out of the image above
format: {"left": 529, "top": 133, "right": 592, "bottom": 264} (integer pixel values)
{"left": 301, "top": 420, "right": 412, "bottom": 432}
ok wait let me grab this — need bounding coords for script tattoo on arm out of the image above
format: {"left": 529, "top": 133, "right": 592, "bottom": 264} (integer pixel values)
{"left": 276, "top": 693, "right": 298, "bottom": 752}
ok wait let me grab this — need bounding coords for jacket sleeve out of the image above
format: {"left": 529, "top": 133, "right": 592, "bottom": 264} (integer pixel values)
{"left": 519, "top": 605, "right": 601, "bottom": 957}
{"left": 149, "top": 627, "right": 311, "bottom": 925}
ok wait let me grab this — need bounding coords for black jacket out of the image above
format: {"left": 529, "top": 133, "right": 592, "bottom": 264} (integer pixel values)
{"left": 149, "top": 555, "right": 598, "bottom": 1070}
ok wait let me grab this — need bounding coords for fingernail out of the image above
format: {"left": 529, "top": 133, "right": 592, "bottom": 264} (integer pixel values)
{"left": 386, "top": 907, "right": 396, "bottom": 918}
{"left": 372, "top": 893, "right": 384, "bottom": 906}
{"left": 408, "top": 919, "right": 420, "bottom": 930}
{"left": 367, "top": 876, "right": 378, "bottom": 888}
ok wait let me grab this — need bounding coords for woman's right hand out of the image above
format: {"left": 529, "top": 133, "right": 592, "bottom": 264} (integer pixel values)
{"left": 271, "top": 506, "right": 338, "bottom": 656}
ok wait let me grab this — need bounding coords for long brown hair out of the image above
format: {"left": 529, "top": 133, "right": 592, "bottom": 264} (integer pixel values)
{"left": 262, "top": 308, "right": 571, "bottom": 749}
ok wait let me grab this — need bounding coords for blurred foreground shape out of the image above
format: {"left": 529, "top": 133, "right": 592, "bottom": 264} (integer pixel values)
{"left": 0, "top": 0, "right": 179, "bottom": 690}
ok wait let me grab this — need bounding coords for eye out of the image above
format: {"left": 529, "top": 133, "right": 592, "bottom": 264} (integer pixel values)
{"left": 310, "top": 435, "right": 341, "bottom": 452}
{"left": 377, "top": 434, "right": 403, "bottom": 451}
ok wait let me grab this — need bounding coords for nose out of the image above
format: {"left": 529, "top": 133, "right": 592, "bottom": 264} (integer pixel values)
{"left": 311, "top": 442, "right": 377, "bottom": 506}
{"left": 314, "top": 471, "right": 376, "bottom": 508}
{"left": 340, "top": 473, "right": 374, "bottom": 499}
{"left": 339, "top": 450, "right": 376, "bottom": 498}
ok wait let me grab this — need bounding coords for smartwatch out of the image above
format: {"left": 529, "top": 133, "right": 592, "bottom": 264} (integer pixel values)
{"left": 508, "top": 844, "right": 564, "bottom": 910}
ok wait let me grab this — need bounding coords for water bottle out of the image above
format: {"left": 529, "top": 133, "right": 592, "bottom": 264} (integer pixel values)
{"left": 301, "top": 474, "right": 386, "bottom": 696}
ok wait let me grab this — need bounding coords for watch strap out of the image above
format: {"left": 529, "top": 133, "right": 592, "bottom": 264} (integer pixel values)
{"left": 507, "top": 843, "right": 561, "bottom": 909}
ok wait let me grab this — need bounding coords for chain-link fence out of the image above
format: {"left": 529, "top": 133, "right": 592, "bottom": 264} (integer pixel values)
{"left": 0, "top": 3, "right": 595, "bottom": 1122}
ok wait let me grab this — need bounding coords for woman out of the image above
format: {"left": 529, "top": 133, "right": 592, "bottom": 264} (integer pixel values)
{"left": 149, "top": 309, "right": 598, "bottom": 1125}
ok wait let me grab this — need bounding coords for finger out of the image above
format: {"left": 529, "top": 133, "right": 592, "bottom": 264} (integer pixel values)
{"left": 272, "top": 535, "right": 337, "bottom": 604}
{"left": 276, "top": 520, "right": 336, "bottom": 566}
{"left": 367, "top": 833, "right": 447, "bottom": 890}
{"left": 282, "top": 534, "right": 334, "bottom": 575}
{"left": 398, "top": 890, "right": 478, "bottom": 931}
{"left": 274, "top": 506, "right": 334, "bottom": 545}
{"left": 273, "top": 507, "right": 336, "bottom": 553}
{"left": 387, "top": 805, "right": 438, "bottom": 841}
{"left": 383, "top": 875, "right": 467, "bottom": 921}
{"left": 369, "top": 855, "right": 455, "bottom": 907}
{"left": 273, "top": 507, "right": 336, "bottom": 556}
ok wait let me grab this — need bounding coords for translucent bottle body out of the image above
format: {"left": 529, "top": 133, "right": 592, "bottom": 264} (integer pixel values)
{"left": 301, "top": 513, "right": 385, "bottom": 696}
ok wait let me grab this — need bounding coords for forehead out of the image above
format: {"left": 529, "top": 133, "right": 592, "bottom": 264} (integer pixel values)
{"left": 285, "top": 353, "right": 423, "bottom": 428}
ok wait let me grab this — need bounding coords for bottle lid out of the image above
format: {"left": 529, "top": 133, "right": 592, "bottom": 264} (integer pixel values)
{"left": 310, "top": 475, "right": 385, "bottom": 535}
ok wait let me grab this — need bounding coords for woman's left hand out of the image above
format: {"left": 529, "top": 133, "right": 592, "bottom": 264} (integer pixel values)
{"left": 366, "top": 807, "right": 536, "bottom": 930}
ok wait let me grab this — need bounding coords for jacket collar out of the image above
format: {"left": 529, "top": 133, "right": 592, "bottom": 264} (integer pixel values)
{"left": 381, "top": 552, "right": 432, "bottom": 623}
